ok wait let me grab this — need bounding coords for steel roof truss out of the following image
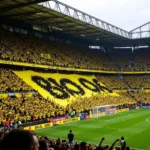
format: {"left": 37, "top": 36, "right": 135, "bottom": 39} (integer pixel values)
{"left": 38, "top": 0, "right": 131, "bottom": 38}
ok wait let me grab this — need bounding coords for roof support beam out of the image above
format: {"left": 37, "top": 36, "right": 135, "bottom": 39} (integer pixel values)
{"left": 0, "top": 0, "right": 133, "bottom": 40}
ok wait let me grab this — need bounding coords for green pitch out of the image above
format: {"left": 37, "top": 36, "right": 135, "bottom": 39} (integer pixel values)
{"left": 36, "top": 109, "right": 150, "bottom": 150}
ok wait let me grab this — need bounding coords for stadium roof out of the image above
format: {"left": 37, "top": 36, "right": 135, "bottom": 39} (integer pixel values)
{"left": 0, "top": 0, "right": 150, "bottom": 42}
{"left": 0, "top": 0, "right": 132, "bottom": 41}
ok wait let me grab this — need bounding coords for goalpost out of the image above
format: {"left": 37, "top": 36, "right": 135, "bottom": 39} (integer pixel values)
{"left": 91, "top": 105, "right": 116, "bottom": 118}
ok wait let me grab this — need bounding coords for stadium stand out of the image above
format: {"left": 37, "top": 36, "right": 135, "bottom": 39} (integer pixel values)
{"left": 0, "top": 93, "right": 67, "bottom": 127}
{"left": 2, "top": 27, "right": 150, "bottom": 72}
{"left": 133, "top": 48, "right": 150, "bottom": 71}
{"left": 0, "top": 30, "right": 150, "bottom": 149}
{"left": 124, "top": 75, "right": 143, "bottom": 89}
{"left": 96, "top": 75, "right": 128, "bottom": 89}
{"left": 0, "top": 27, "right": 113, "bottom": 71}
{"left": 68, "top": 92, "right": 136, "bottom": 113}
{"left": 128, "top": 91, "right": 150, "bottom": 103}
{"left": 1, "top": 1, "right": 150, "bottom": 150}
{"left": 107, "top": 49, "right": 133, "bottom": 71}
{"left": 141, "top": 75, "right": 150, "bottom": 89}
{"left": 0, "top": 69, "right": 140, "bottom": 129}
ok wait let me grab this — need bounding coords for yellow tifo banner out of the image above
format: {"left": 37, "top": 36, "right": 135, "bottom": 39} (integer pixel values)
{"left": 14, "top": 71, "right": 119, "bottom": 107}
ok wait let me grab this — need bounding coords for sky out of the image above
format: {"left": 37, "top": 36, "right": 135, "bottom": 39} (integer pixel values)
{"left": 59, "top": 0, "right": 150, "bottom": 31}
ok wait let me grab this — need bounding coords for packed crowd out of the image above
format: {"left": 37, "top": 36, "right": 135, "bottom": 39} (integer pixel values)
{"left": 128, "top": 91, "right": 150, "bottom": 103}
{"left": 133, "top": 48, "right": 150, "bottom": 71}
{"left": 0, "top": 27, "right": 112, "bottom": 70}
{"left": 108, "top": 48, "right": 150, "bottom": 72}
{"left": 68, "top": 93, "right": 136, "bottom": 113}
{"left": 96, "top": 75, "right": 127, "bottom": 89}
{"left": 1, "top": 27, "right": 150, "bottom": 71}
{"left": 108, "top": 49, "right": 133, "bottom": 71}
{"left": 0, "top": 69, "right": 33, "bottom": 92}
{"left": 0, "top": 94, "right": 67, "bottom": 127}
{"left": 0, "top": 129, "right": 130, "bottom": 150}
{"left": 96, "top": 75, "right": 146, "bottom": 89}
{"left": 141, "top": 75, "right": 150, "bottom": 89}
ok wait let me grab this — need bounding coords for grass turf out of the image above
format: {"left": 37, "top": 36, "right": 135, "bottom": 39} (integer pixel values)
{"left": 36, "top": 109, "right": 150, "bottom": 150}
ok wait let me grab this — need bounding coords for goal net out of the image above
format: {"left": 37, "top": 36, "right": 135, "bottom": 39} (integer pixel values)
{"left": 91, "top": 105, "right": 116, "bottom": 118}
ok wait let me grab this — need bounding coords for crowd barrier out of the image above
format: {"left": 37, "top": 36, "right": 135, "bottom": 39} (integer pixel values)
{"left": 91, "top": 112, "right": 106, "bottom": 118}
{"left": 1, "top": 59, "right": 150, "bottom": 74}
{"left": 141, "top": 105, "right": 150, "bottom": 108}
{"left": 0, "top": 92, "right": 37, "bottom": 98}
{"left": 24, "top": 122, "right": 53, "bottom": 130}
{"left": 53, "top": 117, "right": 80, "bottom": 125}
{"left": 24, "top": 117, "right": 80, "bottom": 131}
{"left": 116, "top": 108, "right": 129, "bottom": 113}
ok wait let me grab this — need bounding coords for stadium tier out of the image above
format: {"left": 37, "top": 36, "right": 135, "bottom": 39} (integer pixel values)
{"left": 0, "top": 27, "right": 112, "bottom": 71}
{"left": 1, "top": 27, "right": 150, "bottom": 72}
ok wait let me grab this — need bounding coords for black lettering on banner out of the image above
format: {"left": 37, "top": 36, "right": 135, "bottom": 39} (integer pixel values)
{"left": 60, "top": 79, "right": 85, "bottom": 96}
{"left": 47, "top": 78, "right": 69, "bottom": 99}
{"left": 32, "top": 76, "right": 50, "bottom": 90}
{"left": 92, "top": 78, "right": 113, "bottom": 93}
{"left": 32, "top": 76, "right": 69, "bottom": 99}
{"left": 92, "top": 79, "right": 101, "bottom": 90}
{"left": 101, "top": 85, "right": 113, "bottom": 93}
{"left": 32, "top": 76, "right": 113, "bottom": 99}
{"left": 79, "top": 78, "right": 99, "bottom": 92}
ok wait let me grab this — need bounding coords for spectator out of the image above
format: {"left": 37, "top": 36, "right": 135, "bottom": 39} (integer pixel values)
{"left": 74, "top": 142, "right": 80, "bottom": 150}
{"left": 1, "top": 129, "right": 39, "bottom": 150}
{"left": 0, "top": 132, "right": 4, "bottom": 148}
{"left": 120, "top": 137, "right": 126, "bottom": 150}
{"left": 109, "top": 138, "right": 120, "bottom": 150}
{"left": 39, "top": 140, "right": 49, "bottom": 150}
{"left": 80, "top": 142, "right": 87, "bottom": 150}
{"left": 96, "top": 137, "right": 105, "bottom": 150}
{"left": 68, "top": 130, "right": 74, "bottom": 144}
